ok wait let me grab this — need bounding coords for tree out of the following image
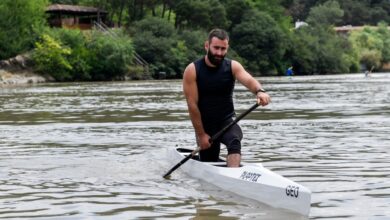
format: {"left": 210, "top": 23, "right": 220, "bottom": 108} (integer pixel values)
{"left": 377, "top": 22, "right": 390, "bottom": 63}
{"left": 247, "top": 0, "right": 293, "bottom": 31}
{"left": 223, "top": 0, "right": 251, "bottom": 31}
{"left": 290, "top": 25, "right": 353, "bottom": 74}
{"left": 33, "top": 34, "right": 73, "bottom": 81}
{"left": 306, "top": 0, "right": 344, "bottom": 26}
{"left": 173, "top": 0, "right": 228, "bottom": 30}
{"left": 87, "top": 31, "right": 135, "bottom": 80}
{"left": 0, "top": 0, "right": 48, "bottom": 59}
{"left": 348, "top": 24, "right": 390, "bottom": 71}
{"left": 231, "top": 10, "right": 286, "bottom": 75}
{"left": 178, "top": 30, "right": 207, "bottom": 62}
{"left": 131, "top": 17, "right": 182, "bottom": 78}
{"left": 285, "top": 0, "right": 324, "bottom": 22}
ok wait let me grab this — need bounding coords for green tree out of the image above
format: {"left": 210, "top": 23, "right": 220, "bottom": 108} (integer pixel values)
{"left": 247, "top": 0, "right": 293, "bottom": 31}
{"left": 231, "top": 10, "right": 286, "bottom": 75}
{"left": 88, "top": 31, "right": 135, "bottom": 80}
{"left": 348, "top": 24, "right": 390, "bottom": 71}
{"left": 224, "top": 0, "right": 251, "bottom": 31}
{"left": 48, "top": 28, "right": 92, "bottom": 80}
{"left": 131, "top": 17, "right": 181, "bottom": 78}
{"left": 290, "top": 25, "right": 353, "bottom": 74}
{"left": 0, "top": 0, "right": 48, "bottom": 59}
{"left": 178, "top": 30, "right": 207, "bottom": 64}
{"left": 306, "top": 0, "right": 344, "bottom": 26}
{"left": 33, "top": 34, "right": 73, "bottom": 81}
{"left": 376, "top": 22, "right": 390, "bottom": 63}
{"left": 174, "top": 0, "right": 228, "bottom": 30}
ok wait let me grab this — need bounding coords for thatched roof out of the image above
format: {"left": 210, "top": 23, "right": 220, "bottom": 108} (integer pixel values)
{"left": 46, "top": 4, "right": 107, "bottom": 15}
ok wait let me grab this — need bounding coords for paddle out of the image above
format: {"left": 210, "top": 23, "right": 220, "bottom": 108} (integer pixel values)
{"left": 163, "top": 102, "right": 259, "bottom": 179}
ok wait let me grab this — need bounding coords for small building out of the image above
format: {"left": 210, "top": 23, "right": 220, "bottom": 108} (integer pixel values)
{"left": 295, "top": 21, "right": 308, "bottom": 29}
{"left": 334, "top": 25, "right": 366, "bottom": 35}
{"left": 46, "top": 4, "right": 108, "bottom": 30}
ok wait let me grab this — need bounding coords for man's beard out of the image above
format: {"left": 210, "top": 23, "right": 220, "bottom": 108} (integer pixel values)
{"left": 207, "top": 50, "right": 225, "bottom": 66}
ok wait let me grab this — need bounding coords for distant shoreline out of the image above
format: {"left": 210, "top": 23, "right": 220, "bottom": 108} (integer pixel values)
{"left": 0, "top": 53, "right": 49, "bottom": 86}
{"left": 0, "top": 69, "right": 47, "bottom": 86}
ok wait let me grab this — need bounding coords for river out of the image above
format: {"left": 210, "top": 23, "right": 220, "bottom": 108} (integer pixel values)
{"left": 0, "top": 73, "right": 389, "bottom": 219}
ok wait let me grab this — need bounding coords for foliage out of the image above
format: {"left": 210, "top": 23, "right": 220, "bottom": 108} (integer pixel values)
{"left": 231, "top": 10, "right": 286, "bottom": 75}
{"left": 33, "top": 34, "right": 72, "bottom": 81}
{"left": 131, "top": 17, "right": 186, "bottom": 78}
{"left": 348, "top": 23, "right": 390, "bottom": 70}
{"left": 48, "top": 28, "right": 92, "bottom": 80}
{"left": 87, "top": 31, "right": 135, "bottom": 80}
{"left": 5, "top": 0, "right": 390, "bottom": 82}
{"left": 376, "top": 23, "right": 390, "bottom": 63}
{"left": 170, "top": 40, "right": 189, "bottom": 76}
{"left": 223, "top": 0, "right": 251, "bottom": 31}
{"left": 284, "top": 0, "right": 390, "bottom": 26}
{"left": 337, "top": 0, "right": 390, "bottom": 26}
{"left": 289, "top": 25, "right": 352, "bottom": 74}
{"left": 127, "top": 65, "right": 147, "bottom": 80}
{"left": 32, "top": 29, "right": 135, "bottom": 81}
{"left": 247, "top": 0, "right": 293, "bottom": 32}
{"left": 178, "top": 30, "right": 207, "bottom": 62}
{"left": 0, "top": 0, "right": 48, "bottom": 59}
{"left": 174, "top": 0, "right": 228, "bottom": 30}
{"left": 306, "top": 0, "right": 344, "bottom": 26}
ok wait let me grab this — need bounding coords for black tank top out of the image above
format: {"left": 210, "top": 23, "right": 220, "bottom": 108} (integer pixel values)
{"left": 194, "top": 58, "right": 235, "bottom": 127}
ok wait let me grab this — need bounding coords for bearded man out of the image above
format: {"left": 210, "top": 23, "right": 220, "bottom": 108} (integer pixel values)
{"left": 182, "top": 28, "right": 271, "bottom": 167}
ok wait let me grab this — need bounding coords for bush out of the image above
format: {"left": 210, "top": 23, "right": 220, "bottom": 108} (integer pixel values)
{"left": 88, "top": 31, "right": 135, "bottom": 80}
{"left": 231, "top": 10, "right": 286, "bottom": 75}
{"left": 48, "top": 28, "right": 92, "bottom": 80}
{"left": 131, "top": 17, "right": 182, "bottom": 78}
{"left": 32, "top": 29, "right": 135, "bottom": 81}
{"left": 126, "top": 65, "right": 149, "bottom": 80}
{"left": 0, "top": 0, "right": 47, "bottom": 60}
{"left": 32, "top": 34, "right": 72, "bottom": 81}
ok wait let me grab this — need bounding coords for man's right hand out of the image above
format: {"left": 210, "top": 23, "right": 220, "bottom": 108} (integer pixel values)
{"left": 197, "top": 133, "right": 211, "bottom": 150}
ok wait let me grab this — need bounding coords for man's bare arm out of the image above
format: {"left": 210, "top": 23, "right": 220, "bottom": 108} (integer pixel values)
{"left": 183, "top": 63, "right": 210, "bottom": 149}
{"left": 232, "top": 60, "right": 271, "bottom": 106}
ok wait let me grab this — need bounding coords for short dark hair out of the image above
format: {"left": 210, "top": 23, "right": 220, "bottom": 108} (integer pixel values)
{"left": 208, "top": 28, "right": 229, "bottom": 42}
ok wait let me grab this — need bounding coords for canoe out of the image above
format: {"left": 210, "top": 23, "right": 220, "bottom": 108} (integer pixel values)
{"left": 168, "top": 147, "right": 311, "bottom": 216}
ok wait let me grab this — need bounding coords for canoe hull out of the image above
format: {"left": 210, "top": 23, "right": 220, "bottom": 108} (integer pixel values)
{"left": 169, "top": 148, "right": 311, "bottom": 216}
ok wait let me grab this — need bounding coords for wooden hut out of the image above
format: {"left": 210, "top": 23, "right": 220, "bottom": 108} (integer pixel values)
{"left": 46, "top": 4, "right": 108, "bottom": 30}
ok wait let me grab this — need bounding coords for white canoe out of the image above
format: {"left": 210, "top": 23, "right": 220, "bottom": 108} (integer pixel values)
{"left": 169, "top": 147, "right": 311, "bottom": 216}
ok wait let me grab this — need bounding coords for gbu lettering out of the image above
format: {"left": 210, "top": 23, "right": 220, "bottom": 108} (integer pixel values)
{"left": 286, "top": 185, "right": 299, "bottom": 198}
{"left": 239, "top": 171, "right": 261, "bottom": 182}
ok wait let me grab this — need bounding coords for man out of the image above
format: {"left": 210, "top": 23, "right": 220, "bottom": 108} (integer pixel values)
{"left": 182, "top": 28, "right": 271, "bottom": 167}
{"left": 286, "top": 66, "right": 293, "bottom": 76}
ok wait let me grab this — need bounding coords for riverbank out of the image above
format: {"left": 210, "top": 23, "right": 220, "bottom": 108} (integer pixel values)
{"left": 0, "top": 69, "right": 47, "bottom": 85}
{"left": 0, "top": 54, "right": 49, "bottom": 86}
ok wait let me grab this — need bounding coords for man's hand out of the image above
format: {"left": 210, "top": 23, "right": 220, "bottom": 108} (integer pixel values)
{"left": 197, "top": 133, "right": 211, "bottom": 150}
{"left": 257, "top": 92, "right": 271, "bottom": 106}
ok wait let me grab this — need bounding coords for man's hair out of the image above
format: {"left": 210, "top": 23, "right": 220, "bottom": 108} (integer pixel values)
{"left": 208, "top": 28, "right": 229, "bottom": 42}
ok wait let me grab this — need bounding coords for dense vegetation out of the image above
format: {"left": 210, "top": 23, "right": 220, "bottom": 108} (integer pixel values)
{"left": 1, "top": 0, "right": 390, "bottom": 81}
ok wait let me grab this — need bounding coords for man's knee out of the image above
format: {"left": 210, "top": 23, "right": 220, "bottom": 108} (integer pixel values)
{"left": 227, "top": 139, "right": 241, "bottom": 155}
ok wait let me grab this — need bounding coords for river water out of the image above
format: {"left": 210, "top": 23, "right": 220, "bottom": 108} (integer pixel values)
{"left": 0, "top": 73, "right": 389, "bottom": 219}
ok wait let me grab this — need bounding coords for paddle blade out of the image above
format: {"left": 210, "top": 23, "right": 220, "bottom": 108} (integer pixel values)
{"left": 163, "top": 153, "right": 194, "bottom": 178}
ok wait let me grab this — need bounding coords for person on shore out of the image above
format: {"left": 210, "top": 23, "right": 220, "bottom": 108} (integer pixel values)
{"left": 286, "top": 66, "right": 293, "bottom": 76}
{"left": 182, "top": 28, "right": 271, "bottom": 167}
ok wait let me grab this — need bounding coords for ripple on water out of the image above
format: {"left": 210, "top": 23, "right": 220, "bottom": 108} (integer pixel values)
{"left": 1, "top": 74, "right": 389, "bottom": 219}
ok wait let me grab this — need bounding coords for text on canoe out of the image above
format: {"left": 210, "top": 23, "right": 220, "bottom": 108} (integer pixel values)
{"left": 239, "top": 171, "right": 262, "bottom": 182}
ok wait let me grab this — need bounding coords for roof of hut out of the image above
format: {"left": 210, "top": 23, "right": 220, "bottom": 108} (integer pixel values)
{"left": 46, "top": 4, "right": 108, "bottom": 15}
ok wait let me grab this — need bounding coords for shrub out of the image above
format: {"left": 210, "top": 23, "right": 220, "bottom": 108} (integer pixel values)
{"left": 32, "top": 34, "right": 72, "bottom": 81}
{"left": 88, "top": 31, "right": 134, "bottom": 80}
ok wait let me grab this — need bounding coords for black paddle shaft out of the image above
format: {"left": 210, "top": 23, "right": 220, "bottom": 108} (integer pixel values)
{"left": 163, "top": 103, "right": 259, "bottom": 178}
